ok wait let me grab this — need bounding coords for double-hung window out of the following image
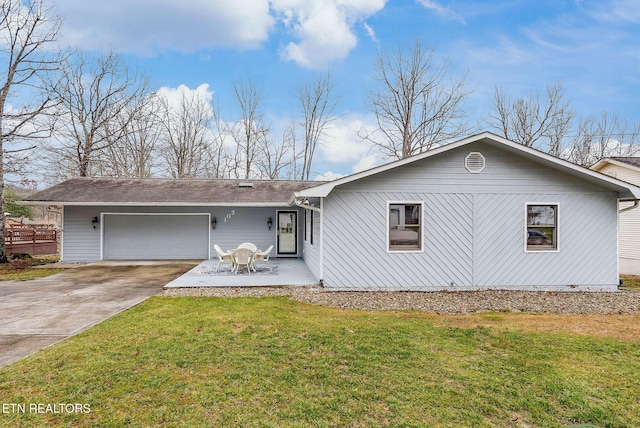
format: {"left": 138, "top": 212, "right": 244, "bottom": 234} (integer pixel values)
{"left": 388, "top": 202, "right": 423, "bottom": 252}
{"left": 526, "top": 204, "right": 558, "bottom": 251}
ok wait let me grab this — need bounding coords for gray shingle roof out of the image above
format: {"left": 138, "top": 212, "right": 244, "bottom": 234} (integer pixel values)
{"left": 25, "top": 177, "right": 323, "bottom": 205}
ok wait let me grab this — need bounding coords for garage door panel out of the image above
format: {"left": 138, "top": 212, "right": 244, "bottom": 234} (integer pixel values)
{"left": 103, "top": 214, "right": 209, "bottom": 260}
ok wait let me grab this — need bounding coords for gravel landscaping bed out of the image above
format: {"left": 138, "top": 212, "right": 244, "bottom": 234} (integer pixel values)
{"left": 160, "top": 286, "right": 640, "bottom": 314}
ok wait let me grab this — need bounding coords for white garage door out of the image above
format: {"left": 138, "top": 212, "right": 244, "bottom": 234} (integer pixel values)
{"left": 103, "top": 214, "right": 209, "bottom": 260}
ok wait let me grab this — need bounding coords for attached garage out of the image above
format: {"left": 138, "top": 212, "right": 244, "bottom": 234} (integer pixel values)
{"left": 102, "top": 213, "right": 210, "bottom": 260}
{"left": 23, "top": 177, "right": 321, "bottom": 263}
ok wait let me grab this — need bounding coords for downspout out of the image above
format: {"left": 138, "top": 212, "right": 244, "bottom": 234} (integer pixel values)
{"left": 319, "top": 197, "right": 324, "bottom": 286}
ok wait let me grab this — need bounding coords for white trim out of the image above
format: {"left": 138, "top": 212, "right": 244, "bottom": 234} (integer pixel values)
{"left": 275, "top": 210, "right": 299, "bottom": 256}
{"left": 295, "top": 132, "right": 640, "bottom": 200}
{"left": 23, "top": 201, "right": 290, "bottom": 207}
{"left": 592, "top": 158, "right": 640, "bottom": 175}
{"left": 617, "top": 199, "right": 620, "bottom": 282}
{"left": 100, "top": 212, "right": 211, "bottom": 260}
{"left": 319, "top": 197, "right": 324, "bottom": 282}
{"left": 386, "top": 201, "right": 425, "bottom": 253}
{"left": 60, "top": 207, "right": 65, "bottom": 262}
{"left": 524, "top": 203, "right": 560, "bottom": 253}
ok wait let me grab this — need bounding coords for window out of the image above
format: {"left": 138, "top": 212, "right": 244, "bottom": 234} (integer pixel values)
{"left": 388, "top": 202, "right": 422, "bottom": 251}
{"left": 526, "top": 204, "right": 558, "bottom": 251}
{"left": 310, "top": 210, "right": 314, "bottom": 245}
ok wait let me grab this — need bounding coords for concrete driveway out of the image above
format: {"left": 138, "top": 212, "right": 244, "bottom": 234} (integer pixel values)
{"left": 0, "top": 261, "right": 196, "bottom": 368}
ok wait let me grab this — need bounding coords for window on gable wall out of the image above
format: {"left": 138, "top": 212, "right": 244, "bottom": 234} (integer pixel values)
{"left": 526, "top": 204, "right": 558, "bottom": 251}
{"left": 388, "top": 202, "right": 422, "bottom": 251}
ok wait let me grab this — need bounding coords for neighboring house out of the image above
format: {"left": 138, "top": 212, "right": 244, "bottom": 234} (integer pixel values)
{"left": 25, "top": 132, "right": 640, "bottom": 291}
{"left": 591, "top": 157, "right": 640, "bottom": 275}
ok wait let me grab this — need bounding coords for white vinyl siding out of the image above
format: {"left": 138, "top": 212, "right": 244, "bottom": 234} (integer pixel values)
{"left": 62, "top": 205, "right": 303, "bottom": 262}
{"left": 320, "top": 141, "right": 619, "bottom": 290}
{"left": 598, "top": 163, "right": 640, "bottom": 261}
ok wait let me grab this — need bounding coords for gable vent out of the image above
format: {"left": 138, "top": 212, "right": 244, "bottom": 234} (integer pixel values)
{"left": 465, "top": 152, "right": 485, "bottom": 173}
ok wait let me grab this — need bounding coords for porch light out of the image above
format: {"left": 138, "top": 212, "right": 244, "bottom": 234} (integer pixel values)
{"left": 267, "top": 217, "right": 272, "bottom": 230}
{"left": 211, "top": 217, "right": 217, "bottom": 229}
{"left": 91, "top": 216, "right": 99, "bottom": 229}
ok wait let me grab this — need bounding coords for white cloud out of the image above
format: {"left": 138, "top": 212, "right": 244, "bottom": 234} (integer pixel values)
{"left": 311, "top": 115, "right": 383, "bottom": 178}
{"left": 156, "top": 83, "right": 214, "bottom": 113}
{"left": 317, "top": 117, "right": 370, "bottom": 163}
{"left": 362, "top": 22, "right": 378, "bottom": 43}
{"left": 314, "top": 171, "right": 344, "bottom": 181}
{"left": 56, "top": 0, "right": 274, "bottom": 54}
{"left": 272, "top": 0, "right": 387, "bottom": 69}
{"left": 589, "top": 0, "right": 640, "bottom": 24}
{"left": 56, "top": 0, "right": 387, "bottom": 67}
{"left": 352, "top": 155, "right": 378, "bottom": 173}
{"left": 416, "top": 0, "right": 465, "bottom": 24}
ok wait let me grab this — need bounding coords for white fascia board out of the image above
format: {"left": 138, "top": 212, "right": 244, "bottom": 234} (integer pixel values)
{"left": 592, "top": 158, "right": 640, "bottom": 175}
{"left": 509, "top": 149, "right": 640, "bottom": 200}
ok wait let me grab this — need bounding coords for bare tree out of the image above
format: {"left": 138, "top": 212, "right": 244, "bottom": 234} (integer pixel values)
{"left": 46, "top": 50, "right": 151, "bottom": 177}
{"left": 158, "top": 87, "right": 213, "bottom": 178}
{"left": 488, "top": 82, "right": 574, "bottom": 153}
{"left": 565, "top": 112, "right": 640, "bottom": 167}
{"left": 256, "top": 122, "right": 297, "bottom": 179}
{"left": 0, "top": 0, "right": 61, "bottom": 262}
{"left": 297, "top": 71, "right": 340, "bottom": 179}
{"left": 101, "top": 93, "right": 163, "bottom": 177}
{"left": 361, "top": 38, "right": 471, "bottom": 159}
{"left": 202, "top": 104, "right": 233, "bottom": 179}
{"left": 229, "top": 77, "right": 269, "bottom": 179}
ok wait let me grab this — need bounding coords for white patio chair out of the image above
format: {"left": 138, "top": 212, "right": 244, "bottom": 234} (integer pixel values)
{"left": 238, "top": 242, "right": 258, "bottom": 252}
{"left": 214, "top": 244, "right": 233, "bottom": 272}
{"left": 231, "top": 248, "right": 255, "bottom": 274}
{"left": 253, "top": 245, "right": 273, "bottom": 270}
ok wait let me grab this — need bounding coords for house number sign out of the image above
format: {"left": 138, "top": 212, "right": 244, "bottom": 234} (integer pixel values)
{"left": 224, "top": 210, "right": 236, "bottom": 222}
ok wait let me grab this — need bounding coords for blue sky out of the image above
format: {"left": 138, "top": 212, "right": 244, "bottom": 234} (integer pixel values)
{"left": 52, "top": 0, "right": 640, "bottom": 179}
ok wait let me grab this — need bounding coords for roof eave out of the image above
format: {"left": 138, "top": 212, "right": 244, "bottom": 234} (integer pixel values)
{"left": 592, "top": 158, "right": 640, "bottom": 175}
{"left": 20, "top": 201, "right": 292, "bottom": 207}
{"left": 298, "top": 131, "right": 640, "bottom": 200}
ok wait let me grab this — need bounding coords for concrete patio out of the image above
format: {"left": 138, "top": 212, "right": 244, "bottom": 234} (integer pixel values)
{"left": 164, "top": 258, "right": 319, "bottom": 288}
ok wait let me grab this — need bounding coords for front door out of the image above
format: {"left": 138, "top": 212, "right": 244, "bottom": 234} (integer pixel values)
{"left": 277, "top": 211, "right": 297, "bottom": 255}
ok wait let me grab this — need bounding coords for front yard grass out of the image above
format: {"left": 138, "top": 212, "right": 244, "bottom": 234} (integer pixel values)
{"left": 0, "top": 255, "right": 63, "bottom": 280}
{"left": 1, "top": 297, "right": 639, "bottom": 427}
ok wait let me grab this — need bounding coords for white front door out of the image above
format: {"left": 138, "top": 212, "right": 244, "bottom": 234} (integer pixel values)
{"left": 277, "top": 211, "right": 297, "bottom": 255}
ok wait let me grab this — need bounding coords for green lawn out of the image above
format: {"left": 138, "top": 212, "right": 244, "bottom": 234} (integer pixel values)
{"left": 1, "top": 297, "right": 639, "bottom": 427}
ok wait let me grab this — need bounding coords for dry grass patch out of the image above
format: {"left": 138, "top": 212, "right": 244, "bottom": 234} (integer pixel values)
{"left": 621, "top": 274, "right": 640, "bottom": 290}
{"left": 0, "top": 255, "right": 63, "bottom": 280}
{"left": 429, "top": 313, "right": 640, "bottom": 343}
